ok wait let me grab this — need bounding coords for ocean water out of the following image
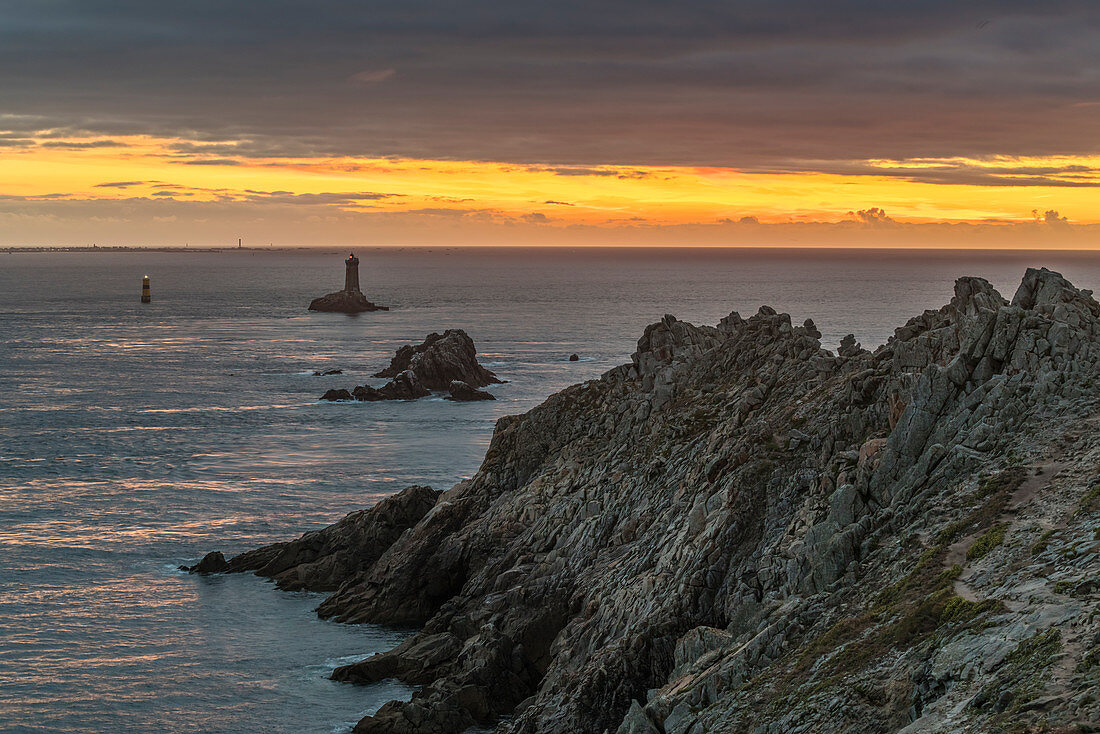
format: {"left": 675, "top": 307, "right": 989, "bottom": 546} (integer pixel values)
{"left": 2, "top": 246, "right": 1100, "bottom": 733}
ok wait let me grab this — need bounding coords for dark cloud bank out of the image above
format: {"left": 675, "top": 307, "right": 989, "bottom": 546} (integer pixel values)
{"left": 1, "top": 1, "right": 1098, "bottom": 178}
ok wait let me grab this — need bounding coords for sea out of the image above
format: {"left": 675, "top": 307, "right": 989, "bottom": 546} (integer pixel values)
{"left": 3, "top": 247, "right": 1100, "bottom": 734}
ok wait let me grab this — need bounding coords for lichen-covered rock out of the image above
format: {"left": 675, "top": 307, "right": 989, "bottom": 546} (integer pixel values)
{"left": 239, "top": 268, "right": 1100, "bottom": 734}
{"left": 375, "top": 329, "right": 502, "bottom": 390}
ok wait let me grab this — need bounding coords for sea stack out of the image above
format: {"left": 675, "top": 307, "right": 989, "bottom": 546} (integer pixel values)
{"left": 308, "top": 253, "right": 389, "bottom": 313}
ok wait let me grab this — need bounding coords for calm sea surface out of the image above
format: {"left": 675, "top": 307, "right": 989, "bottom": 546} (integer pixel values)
{"left": 3, "top": 247, "right": 1100, "bottom": 733}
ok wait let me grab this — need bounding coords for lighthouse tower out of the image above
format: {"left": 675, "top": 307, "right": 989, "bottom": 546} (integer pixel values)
{"left": 345, "top": 253, "right": 361, "bottom": 292}
{"left": 308, "top": 252, "right": 388, "bottom": 313}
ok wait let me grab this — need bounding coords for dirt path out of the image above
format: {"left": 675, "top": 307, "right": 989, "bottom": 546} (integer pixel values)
{"left": 946, "top": 461, "right": 1066, "bottom": 603}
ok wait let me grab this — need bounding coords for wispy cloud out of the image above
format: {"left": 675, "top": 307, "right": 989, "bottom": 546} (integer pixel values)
{"left": 39, "top": 139, "right": 127, "bottom": 149}
{"left": 93, "top": 180, "right": 149, "bottom": 188}
{"left": 348, "top": 68, "right": 396, "bottom": 85}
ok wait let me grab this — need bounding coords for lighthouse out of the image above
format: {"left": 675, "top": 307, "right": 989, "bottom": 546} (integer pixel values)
{"left": 308, "top": 252, "right": 388, "bottom": 313}
{"left": 345, "top": 253, "right": 361, "bottom": 292}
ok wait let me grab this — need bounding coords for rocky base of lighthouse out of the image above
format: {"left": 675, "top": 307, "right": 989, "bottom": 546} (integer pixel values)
{"left": 308, "top": 289, "right": 389, "bottom": 313}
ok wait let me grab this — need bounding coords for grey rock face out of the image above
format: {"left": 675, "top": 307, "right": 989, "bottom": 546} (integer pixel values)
{"left": 375, "top": 329, "right": 502, "bottom": 390}
{"left": 244, "top": 268, "right": 1100, "bottom": 734}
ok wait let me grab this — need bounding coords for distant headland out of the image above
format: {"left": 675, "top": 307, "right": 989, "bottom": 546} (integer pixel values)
{"left": 4, "top": 245, "right": 323, "bottom": 254}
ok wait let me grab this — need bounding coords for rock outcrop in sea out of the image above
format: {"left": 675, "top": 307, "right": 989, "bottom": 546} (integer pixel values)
{"left": 446, "top": 380, "right": 495, "bottom": 401}
{"left": 216, "top": 268, "right": 1100, "bottom": 733}
{"left": 320, "top": 329, "right": 501, "bottom": 402}
{"left": 374, "top": 329, "right": 502, "bottom": 390}
{"left": 309, "top": 253, "right": 389, "bottom": 313}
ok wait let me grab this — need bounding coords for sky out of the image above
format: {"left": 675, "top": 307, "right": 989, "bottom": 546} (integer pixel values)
{"left": 1, "top": 1, "right": 1098, "bottom": 248}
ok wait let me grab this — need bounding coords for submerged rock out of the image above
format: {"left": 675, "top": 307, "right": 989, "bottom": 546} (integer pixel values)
{"left": 231, "top": 268, "right": 1100, "bottom": 734}
{"left": 445, "top": 380, "right": 495, "bottom": 401}
{"left": 569, "top": 353, "right": 580, "bottom": 361}
{"left": 312, "top": 368, "right": 343, "bottom": 376}
{"left": 374, "top": 329, "right": 501, "bottom": 390}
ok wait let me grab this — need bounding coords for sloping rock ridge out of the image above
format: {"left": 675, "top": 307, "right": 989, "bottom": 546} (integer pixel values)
{"left": 242, "top": 268, "right": 1100, "bottom": 733}
{"left": 214, "top": 485, "right": 440, "bottom": 591}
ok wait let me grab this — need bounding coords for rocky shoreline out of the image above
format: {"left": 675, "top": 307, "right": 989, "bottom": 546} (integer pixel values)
{"left": 196, "top": 268, "right": 1100, "bottom": 733}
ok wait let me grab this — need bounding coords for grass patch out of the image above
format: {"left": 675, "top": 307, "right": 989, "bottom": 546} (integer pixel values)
{"left": 1077, "top": 483, "right": 1100, "bottom": 515}
{"left": 1030, "top": 529, "right": 1055, "bottom": 555}
{"left": 975, "top": 629, "right": 1062, "bottom": 716}
{"left": 939, "top": 595, "right": 1004, "bottom": 626}
{"left": 975, "top": 467, "right": 1027, "bottom": 501}
{"left": 967, "top": 523, "right": 1007, "bottom": 562}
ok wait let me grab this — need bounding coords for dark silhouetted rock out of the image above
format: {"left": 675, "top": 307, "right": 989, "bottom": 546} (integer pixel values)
{"left": 374, "top": 329, "right": 502, "bottom": 389}
{"left": 313, "top": 368, "right": 344, "bottom": 376}
{"left": 350, "top": 370, "right": 431, "bottom": 401}
{"left": 446, "top": 380, "right": 495, "bottom": 401}
{"left": 309, "top": 290, "right": 388, "bottom": 313}
{"left": 320, "top": 388, "right": 353, "bottom": 401}
{"left": 182, "top": 551, "right": 229, "bottom": 574}
{"left": 569, "top": 353, "right": 580, "bottom": 361}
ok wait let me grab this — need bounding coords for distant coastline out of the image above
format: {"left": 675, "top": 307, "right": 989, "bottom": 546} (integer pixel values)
{"left": 3, "top": 246, "right": 336, "bottom": 254}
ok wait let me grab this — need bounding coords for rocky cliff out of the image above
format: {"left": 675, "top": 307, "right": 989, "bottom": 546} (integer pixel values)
{"left": 222, "top": 268, "right": 1100, "bottom": 734}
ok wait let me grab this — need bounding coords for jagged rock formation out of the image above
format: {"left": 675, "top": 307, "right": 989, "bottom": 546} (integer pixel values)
{"left": 320, "top": 330, "right": 501, "bottom": 401}
{"left": 446, "top": 380, "right": 495, "bottom": 401}
{"left": 374, "top": 329, "right": 502, "bottom": 390}
{"left": 232, "top": 268, "right": 1100, "bottom": 734}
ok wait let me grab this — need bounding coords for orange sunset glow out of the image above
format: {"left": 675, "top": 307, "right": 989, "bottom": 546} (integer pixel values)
{"left": 1, "top": 3, "right": 1098, "bottom": 247}
{"left": 4, "top": 134, "right": 1099, "bottom": 247}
